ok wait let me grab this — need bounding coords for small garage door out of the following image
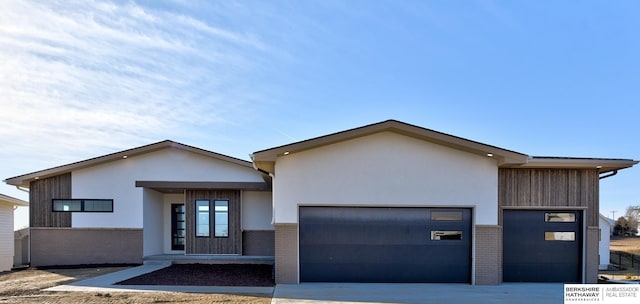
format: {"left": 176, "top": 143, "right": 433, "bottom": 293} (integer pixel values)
{"left": 503, "top": 210, "right": 582, "bottom": 283}
{"left": 299, "top": 207, "right": 471, "bottom": 283}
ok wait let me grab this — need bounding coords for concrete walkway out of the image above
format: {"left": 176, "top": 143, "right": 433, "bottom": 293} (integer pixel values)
{"left": 272, "top": 283, "right": 564, "bottom": 304}
{"left": 45, "top": 261, "right": 274, "bottom": 295}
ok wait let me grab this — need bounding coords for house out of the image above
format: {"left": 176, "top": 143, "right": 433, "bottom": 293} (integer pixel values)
{"left": 3, "top": 120, "right": 638, "bottom": 284}
{"left": 13, "top": 227, "right": 29, "bottom": 267}
{"left": 0, "top": 193, "right": 28, "bottom": 272}
{"left": 598, "top": 214, "right": 612, "bottom": 270}
{"left": 3, "top": 141, "right": 274, "bottom": 267}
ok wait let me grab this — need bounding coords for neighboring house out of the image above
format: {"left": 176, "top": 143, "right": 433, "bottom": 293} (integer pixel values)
{"left": 3, "top": 120, "right": 638, "bottom": 285}
{"left": 13, "top": 227, "right": 29, "bottom": 267}
{"left": 598, "top": 214, "right": 612, "bottom": 270}
{"left": 0, "top": 193, "right": 28, "bottom": 272}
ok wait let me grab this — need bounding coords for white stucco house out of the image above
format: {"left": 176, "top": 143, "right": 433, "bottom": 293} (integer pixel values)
{"left": 0, "top": 193, "right": 28, "bottom": 272}
{"left": 3, "top": 120, "right": 638, "bottom": 284}
{"left": 598, "top": 213, "right": 612, "bottom": 270}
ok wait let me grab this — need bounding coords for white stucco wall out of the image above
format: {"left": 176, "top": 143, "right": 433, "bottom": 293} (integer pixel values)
{"left": 71, "top": 148, "right": 264, "bottom": 228}
{"left": 0, "top": 204, "right": 14, "bottom": 271}
{"left": 273, "top": 131, "right": 499, "bottom": 225}
{"left": 599, "top": 215, "right": 611, "bottom": 270}
{"left": 143, "top": 189, "right": 164, "bottom": 256}
{"left": 242, "top": 191, "right": 274, "bottom": 230}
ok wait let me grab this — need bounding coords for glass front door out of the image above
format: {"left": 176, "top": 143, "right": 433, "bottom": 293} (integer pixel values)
{"left": 171, "top": 204, "right": 185, "bottom": 250}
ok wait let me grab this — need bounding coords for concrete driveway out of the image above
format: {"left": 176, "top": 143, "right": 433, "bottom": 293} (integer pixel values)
{"left": 272, "top": 283, "right": 564, "bottom": 304}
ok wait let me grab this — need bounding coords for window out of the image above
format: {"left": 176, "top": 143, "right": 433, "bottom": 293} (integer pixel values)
{"left": 214, "top": 200, "right": 229, "bottom": 237}
{"left": 545, "top": 231, "right": 575, "bottom": 241}
{"left": 431, "top": 230, "right": 463, "bottom": 240}
{"left": 431, "top": 211, "right": 463, "bottom": 221}
{"left": 52, "top": 199, "right": 113, "bottom": 212}
{"left": 545, "top": 212, "right": 575, "bottom": 222}
{"left": 196, "top": 200, "right": 210, "bottom": 237}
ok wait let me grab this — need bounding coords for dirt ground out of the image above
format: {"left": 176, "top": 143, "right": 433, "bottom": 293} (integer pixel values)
{"left": 0, "top": 267, "right": 271, "bottom": 304}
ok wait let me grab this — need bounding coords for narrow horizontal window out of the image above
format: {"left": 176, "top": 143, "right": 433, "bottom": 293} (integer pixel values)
{"left": 196, "top": 200, "right": 210, "bottom": 237}
{"left": 431, "top": 230, "right": 463, "bottom": 240}
{"left": 214, "top": 200, "right": 229, "bottom": 237}
{"left": 52, "top": 199, "right": 113, "bottom": 212}
{"left": 431, "top": 211, "right": 463, "bottom": 221}
{"left": 545, "top": 212, "right": 575, "bottom": 222}
{"left": 545, "top": 231, "right": 575, "bottom": 241}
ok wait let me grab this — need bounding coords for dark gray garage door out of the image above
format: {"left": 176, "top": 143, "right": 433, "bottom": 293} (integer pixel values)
{"left": 299, "top": 207, "right": 471, "bottom": 283}
{"left": 503, "top": 210, "right": 582, "bottom": 283}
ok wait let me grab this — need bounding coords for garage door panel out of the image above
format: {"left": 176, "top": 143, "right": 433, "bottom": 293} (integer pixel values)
{"left": 299, "top": 207, "right": 471, "bottom": 283}
{"left": 503, "top": 210, "right": 582, "bottom": 283}
{"left": 301, "top": 244, "right": 469, "bottom": 264}
{"left": 302, "top": 262, "right": 468, "bottom": 283}
{"left": 504, "top": 263, "right": 580, "bottom": 283}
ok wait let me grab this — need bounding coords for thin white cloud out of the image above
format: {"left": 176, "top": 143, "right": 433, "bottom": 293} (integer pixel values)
{"left": 0, "top": 0, "right": 273, "bottom": 173}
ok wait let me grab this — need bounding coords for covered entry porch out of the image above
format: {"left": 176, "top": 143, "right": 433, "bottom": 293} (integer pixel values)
{"left": 138, "top": 181, "right": 274, "bottom": 258}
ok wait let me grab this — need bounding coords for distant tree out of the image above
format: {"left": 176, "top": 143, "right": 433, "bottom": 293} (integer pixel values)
{"left": 614, "top": 216, "right": 630, "bottom": 236}
{"left": 625, "top": 205, "right": 640, "bottom": 235}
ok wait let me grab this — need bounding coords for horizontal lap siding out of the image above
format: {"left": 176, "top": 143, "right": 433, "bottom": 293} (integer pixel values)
{"left": 498, "top": 169, "right": 599, "bottom": 226}
{"left": 185, "top": 190, "right": 241, "bottom": 254}
{"left": 29, "top": 173, "right": 71, "bottom": 228}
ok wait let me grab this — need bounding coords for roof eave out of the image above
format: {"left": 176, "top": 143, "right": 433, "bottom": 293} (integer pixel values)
{"left": 504, "top": 157, "right": 639, "bottom": 173}
{"left": 0, "top": 193, "right": 28, "bottom": 206}
{"left": 4, "top": 140, "right": 253, "bottom": 188}
{"left": 252, "top": 119, "right": 529, "bottom": 166}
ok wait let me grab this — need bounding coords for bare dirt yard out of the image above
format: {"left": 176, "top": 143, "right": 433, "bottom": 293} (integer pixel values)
{"left": 0, "top": 267, "right": 271, "bottom": 304}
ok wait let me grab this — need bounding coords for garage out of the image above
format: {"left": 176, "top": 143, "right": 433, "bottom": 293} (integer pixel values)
{"left": 299, "top": 206, "right": 471, "bottom": 283}
{"left": 503, "top": 210, "right": 582, "bottom": 283}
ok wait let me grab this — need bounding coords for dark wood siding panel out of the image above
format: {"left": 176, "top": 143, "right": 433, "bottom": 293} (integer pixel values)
{"left": 185, "top": 190, "right": 241, "bottom": 254}
{"left": 29, "top": 173, "right": 71, "bottom": 228}
{"left": 499, "top": 169, "right": 599, "bottom": 226}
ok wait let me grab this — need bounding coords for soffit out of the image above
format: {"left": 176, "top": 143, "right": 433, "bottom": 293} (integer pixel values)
{"left": 504, "top": 156, "right": 639, "bottom": 174}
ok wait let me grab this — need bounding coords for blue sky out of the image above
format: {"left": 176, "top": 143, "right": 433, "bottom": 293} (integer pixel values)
{"left": 1, "top": 0, "right": 638, "bottom": 229}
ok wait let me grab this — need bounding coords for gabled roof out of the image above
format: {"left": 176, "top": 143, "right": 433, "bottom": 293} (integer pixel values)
{"left": 251, "top": 119, "right": 530, "bottom": 174}
{"left": 251, "top": 119, "right": 638, "bottom": 175}
{"left": 0, "top": 193, "right": 28, "bottom": 207}
{"left": 4, "top": 140, "right": 254, "bottom": 188}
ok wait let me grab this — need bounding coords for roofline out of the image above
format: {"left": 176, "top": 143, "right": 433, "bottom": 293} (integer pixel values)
{"left": 505, "top": 156, "right": 639, "bottom": 173}
{"left": 4, "top": 140, "right": 253, "bottom": 188}
{"left": 252, "top": 119, "right": 529, "bottom": 173}
{"left": 0, "top": 193, "right": 28, "bottom": 206}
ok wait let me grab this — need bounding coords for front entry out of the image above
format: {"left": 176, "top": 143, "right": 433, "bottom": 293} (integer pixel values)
{"left": 171, "top": 204, "right": 185, "bottom": 250}
{"left": 503, "top": 210, "right": 582, "bottom": 282}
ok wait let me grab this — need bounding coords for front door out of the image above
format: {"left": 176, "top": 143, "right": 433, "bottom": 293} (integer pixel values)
{"left": 171, "top": 204, "right": 185, "bottom": 250}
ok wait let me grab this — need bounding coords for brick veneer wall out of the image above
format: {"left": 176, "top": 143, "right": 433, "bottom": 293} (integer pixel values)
{"left": 475, "top": 225, "right": 502, "bottom": 285}
{"left": 274, "top": 224, "right": 298, "bottom": 283}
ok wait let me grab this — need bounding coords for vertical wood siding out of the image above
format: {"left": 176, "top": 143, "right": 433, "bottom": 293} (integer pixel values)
{"left": 29, "top": 173, "right": 72, "bottom": 228}
{"left": 499, "top": 168, "right": 599, "bottom": 226}
{"left": 185, "top": 190, "right": 241, "bottom": 254}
